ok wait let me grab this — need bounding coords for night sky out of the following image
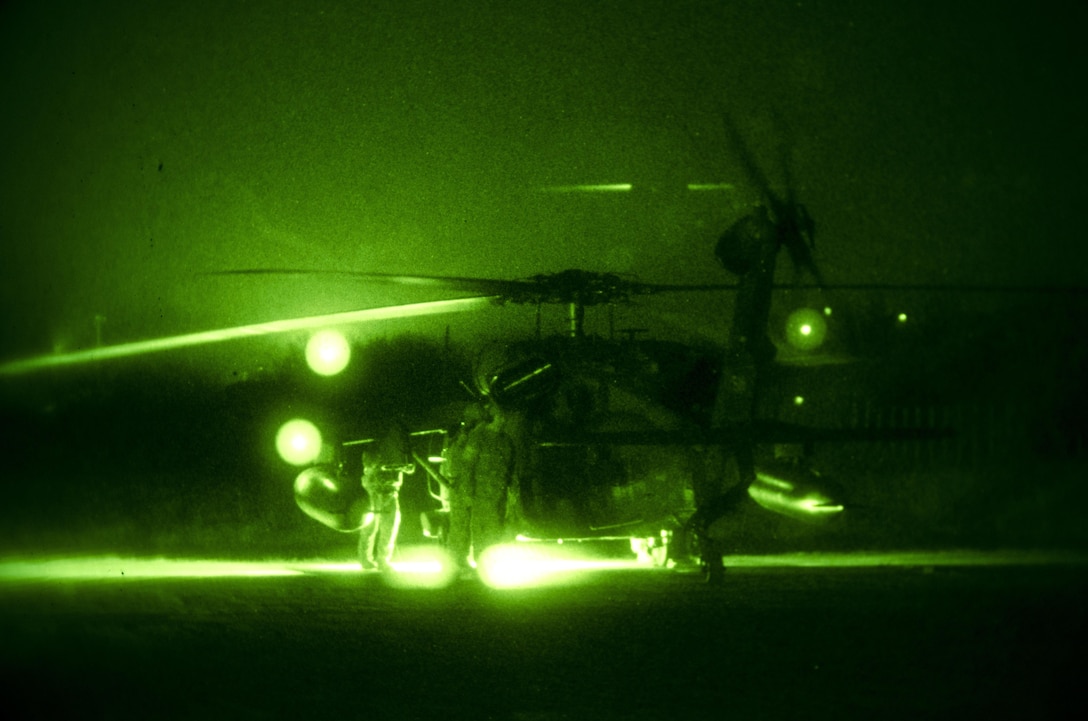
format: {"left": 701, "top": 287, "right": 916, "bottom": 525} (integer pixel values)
{"left": 0, "top": 0, "right": 1085, "bottom": 377}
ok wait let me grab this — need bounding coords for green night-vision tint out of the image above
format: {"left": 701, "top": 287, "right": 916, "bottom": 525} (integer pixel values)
{"left": 305, "top": 329, "right": 351, "bottom": 376}
{"left": 785, "top": 308, "right": 828, "bottom": 351}
{"left": 276, "top": 419, "right": 323, "bottom": 466}
{"left": 0, "top": 297, "right": 493, "bottom": 376}
{"left": 2, "top": 551, "right": 1083, "bottom": 586}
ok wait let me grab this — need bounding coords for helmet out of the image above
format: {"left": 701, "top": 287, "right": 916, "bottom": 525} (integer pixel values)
{"left": 460, "top": 401, "right": 489, "bottom": 426}
{"left": 362, "top": 421, "right": 413, "bottom": 471}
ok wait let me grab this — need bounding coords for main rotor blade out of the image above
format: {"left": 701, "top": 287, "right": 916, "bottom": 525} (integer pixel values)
{"left": 628, "top": 282, "right": 740, "bottom": 294}
{"left": 207, "top": 270, "right": 1088, "bottom": 297}
{"left": 721, "top": 113, "right": 780, "bottom": 208}
{"left": 209, "top": 268, "right": 745, "bottom": 304}
{"left": 207, "top": 269, "right": 533, "bottom": 296}
{"left": 770, "top": 106, "right": 799, "bottom": 210}
{"left": 0, "top": 296, "right": 497, "bottom": 376}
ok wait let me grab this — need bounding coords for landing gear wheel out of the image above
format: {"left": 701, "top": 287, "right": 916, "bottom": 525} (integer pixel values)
{"left": 702, "top": 551, "right": 725, "bottom": 585}
{"left": 688, "top": 527, "right": 725, "bottom": 584}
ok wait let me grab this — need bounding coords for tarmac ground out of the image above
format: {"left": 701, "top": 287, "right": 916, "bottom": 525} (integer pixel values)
{"left": 1, "top": 549, "right": 1085, "bottom": 720}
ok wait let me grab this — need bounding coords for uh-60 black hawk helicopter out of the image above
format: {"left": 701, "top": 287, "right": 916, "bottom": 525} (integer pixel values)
{"left": 277, "top": 117, "right": 958, "bottom": 583}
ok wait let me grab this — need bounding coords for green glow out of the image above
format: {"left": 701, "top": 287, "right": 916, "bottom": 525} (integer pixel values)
{"left": 793, "top": 395, "right": 805, "bottom": 406}
{"left": 758, "top": 475, "right": 795, "bottom": 492}
{"left": 276, "top": 419, "right": 323, "bottom": 466}
{"left": 540, "top": 183, "right": 632, "bottom": 193}
{"left": 3, "top": 550, "right": 1083, "bottom": 587}
{"left": 477, "top": 544, "right": 550, "bottom": 588}
{"left": 0, "top": 297, "right": 495, "bottom": 376}
{"left": 897, "top": 312, "right": 908, "bottom": 323}
{"left": 798, "top": 496, "right": 845, "bottom": 514}
{"left": 476, "top": 544, "right": 636, "bottom": 589}
{"left": 823, "top": 306, "right": 833, "bottom": 316}
{"left": 382, "top": 546, "right": 457, "bottom": 589}
{"left": 749, "top": 474, "right": 843, "bottom": 522}
{"left": 391, "top": 560, "right": 444, "bottom": 574}
{"left": 686, "top": 183, "right": 736, "bottom": 191}
{"left": 0, "top": 557, "right": 302, "bottom": 582}
{"left": 305, "top": 329, "right": 351, "bottom": 376}
{"left": 785, "top": 308, "right": 828, "bottom": 351}
{"left": 717, "top": 550, "right": 1088, "bottom": 568}
{"left": 294, "top": 562, "right": 362, "bottom": 573}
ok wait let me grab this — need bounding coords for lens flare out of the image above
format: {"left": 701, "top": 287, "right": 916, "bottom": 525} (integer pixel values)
{"left": 276, "top": 419, "right": 323, "bottom": 466}
{"left": 305, "top": 330, "right": 351, "bottom": 376}
{"left": 473, "top": 544, "right": 638, "bottom": 589}
{"left": 382, "top": 546, "right": 457, "bottom": 589}
{"left": 785, "top": 308, "right": 828, "bottom": 351}
{"left": 477, "top": 544, "right": 551, "bottom": 589}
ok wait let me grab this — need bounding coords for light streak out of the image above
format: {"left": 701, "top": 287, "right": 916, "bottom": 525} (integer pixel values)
{"left": 0, "top": 296, "right": 496, "bottom": 376}
{"left": 686, "top": 183, "right": 736, "bottom": 191}
{"left": 540, "top": 184, "right": 632, "bottom": 193}
{"left": 0, "top": 557, "right": 303, "bottom": 582}
{"left": 1, "top": 549, "right": 1084, "bottom": 586}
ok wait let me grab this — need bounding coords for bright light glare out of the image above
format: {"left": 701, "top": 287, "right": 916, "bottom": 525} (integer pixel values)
{"left": 687, "top": 183, "right": 736, "bottom": 191}
{"left": 785, "top": 308, "right": 827, "bottom": 351}
{"left": 276, "top": 419, "right": 323, "bottom": 466}
{"left": 897, "top": 312, "right": 909, "bottom": 323}
{"left": 476, "top": 544, "right": 637, "bottom": 589}
{"left": 749, "top": 475, "right": 843, "bottom": 523}
{"left": 798, "top": 497, "right": 845, "bottom": 514}
{"left": 382, "top": 546, "right": 457, "bottom": 590}
{"left": 3, "top": 551, "right": 1082, "bottom": 587}
{"left": 296, "top": 562, "right": 363, "bottom": 573}
{"left": 0, "top": 296, "right": 495, "bottom": 376}
{"left": 0, "top": 557, "right": 302, "bottom": 582}
{"left": 540, "top": 183, "right": 632, "bottom": 193}
{"left": 305, "top": 330, "right": 350, "bottom": 376}
{"left": 477, "top": 544, "right": 550, "bottom": 588}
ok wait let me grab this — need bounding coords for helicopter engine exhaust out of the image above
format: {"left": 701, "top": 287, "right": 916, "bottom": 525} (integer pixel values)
{"left": 293, "top": 465, "right": 367, "bottom": 532}
{"left": 748, "top": 462, "right": 845, "bottom": 523}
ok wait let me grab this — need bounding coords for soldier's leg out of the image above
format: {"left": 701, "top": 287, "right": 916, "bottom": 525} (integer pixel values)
{"left": 447, "top": 492, "right": 473, "bottom": 568}
{"left": 357, "top": 508, "right": 379, "bottom": 569}
{"left": 471, "top": 491, "right": 507, "bottom": 559}
{"left": 375, "top": 492, "right": 401, "bottom": 566}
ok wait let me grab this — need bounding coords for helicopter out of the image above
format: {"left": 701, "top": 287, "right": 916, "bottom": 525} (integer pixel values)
{"left": 276, "top": 116, "right": 954, "bottom": 582}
